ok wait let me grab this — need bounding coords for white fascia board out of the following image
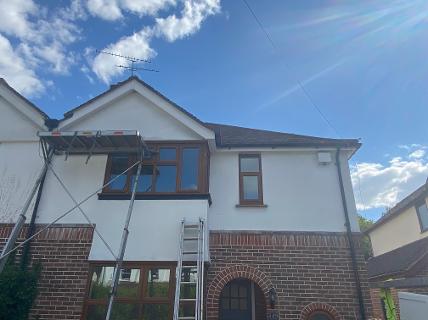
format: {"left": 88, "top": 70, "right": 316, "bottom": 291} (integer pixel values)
{"left": 214, "top": 147, "right": 356, "bottom": 154}
{"left": 0, "top": 85, "right": 46, "bottom": 130}
{"left": 59, "top": 80, "right": 215, "bottom": 141}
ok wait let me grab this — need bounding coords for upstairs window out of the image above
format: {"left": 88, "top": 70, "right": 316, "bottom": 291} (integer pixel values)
{"left": 103, "top": 143, "right": 207, "bottom": 194}
{"left": 239, "top": 154, "right": 263, "bottom": 205}
{"left": 416, "top": 201, "right": 428, "bottom": 232}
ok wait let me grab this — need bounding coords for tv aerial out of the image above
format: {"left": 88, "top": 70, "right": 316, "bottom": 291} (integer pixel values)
{"left": 96, "top": 50, "right": 159, "bottom": 76}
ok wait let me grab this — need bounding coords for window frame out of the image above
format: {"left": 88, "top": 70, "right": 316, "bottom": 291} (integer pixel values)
{"left": 415, "top": 200, "right": 428, "bottom": 233}
{"left": 307, "top": 310, "right": 335, "bottom": 320}
{"left": 102, "top": 141, "right": 208, "bottom": 195}
{"left": 82, "top": 262, "right": 176, "bottom": 320}
{"left": 238, "top": 153, "right": 264, "bottom": 206}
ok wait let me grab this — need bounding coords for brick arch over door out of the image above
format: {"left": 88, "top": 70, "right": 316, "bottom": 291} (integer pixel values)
{"left": 300, "top": 302, "right": 341, "bottom": 320}
{"left": 206, "top": 265, "right": 275, "bottom": 320}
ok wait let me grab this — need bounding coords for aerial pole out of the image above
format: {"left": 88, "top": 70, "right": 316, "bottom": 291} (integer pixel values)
{"left": 96, "top": 50, "right": 159, "bottom": 76}
{"left": 105, "top": 149, "right": 143, "bottom": 320}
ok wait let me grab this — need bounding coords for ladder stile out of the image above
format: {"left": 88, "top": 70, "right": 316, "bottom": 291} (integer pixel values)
{"left": 174, "top": 218, "right": 205, "bottom": 320}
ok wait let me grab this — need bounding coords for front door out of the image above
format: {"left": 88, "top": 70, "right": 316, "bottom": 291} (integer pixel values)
{"left": 220, "top": 279, "right": 252, "bottom": 320}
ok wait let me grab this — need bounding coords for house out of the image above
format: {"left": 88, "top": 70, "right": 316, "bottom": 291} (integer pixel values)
{"left": 0, "top": 76, "right": 372, "bottom": 320}
{"left": 366, "top": 180, "right": 428, "bottom": 319}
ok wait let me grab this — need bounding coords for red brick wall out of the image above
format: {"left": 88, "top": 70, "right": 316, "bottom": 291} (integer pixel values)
{"left": 207, "top": 231, "right": 372, "bottom": 320}
{"left": 0, "top": 224, "right": 93, "bottom": 320}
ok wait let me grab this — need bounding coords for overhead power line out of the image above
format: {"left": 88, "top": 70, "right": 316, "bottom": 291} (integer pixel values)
{"left": 241, "top": 0, "right": 340, "bottom": 137}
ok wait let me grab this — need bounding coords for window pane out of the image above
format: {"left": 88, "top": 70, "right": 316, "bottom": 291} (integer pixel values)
{"left": 181, "top": 148, "right": 200, "bottom": 190}
{"left": 155, "top": 165, "right": 176, "bottom": 192}
{"left": 146, "top": 268, "right": 170, "bottom": 297}
{"left": 231, "top": 298, "right": 239, "bottom": 309}
{"left": 86, "top": 304, "right": 107, "bottom": 320}
{"left": 179, "top": 304, "right": 195, "bottom": 317}
{"left": 109, "top": 155, "right": 128, "bottom": 191}
{"left": 142, "top": 304, "right": 169, "bottom": 320}
{"left": 131, "top": 165, "right": 153, "bottom": 192}
{"left": 159, "top": 147, "right": 176, "bottom": 160}
{"left": 240, "top": 157, "right": 259, "bottom": 172}
{"left": 417, "top": 203, "right": 428, "bottom": 230}
{"left": 89, "top": 266, "right": 115, "bottom": 299}
{"left": 117, "top": 268, "right": 140, "bottom": 298}
{"left": 243, "top": 175, "right": 259, "bottom": 200}
{"left": 111, "top": 303, "right": 140, "bottom": 320}
{"left": 180, "top": 283, "right": 196, "bottom": 299}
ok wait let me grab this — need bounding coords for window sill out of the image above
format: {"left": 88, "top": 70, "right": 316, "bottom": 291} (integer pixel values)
{"left": 98, "top": 192, "right": 212, "bottom": 205}
{"left": 235, "top": 204, "right": 268, "bottom": 208}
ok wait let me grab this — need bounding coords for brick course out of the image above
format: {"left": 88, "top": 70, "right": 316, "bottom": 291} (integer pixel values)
{"left": 207, "top": 231, "right": 372, "bottom": 320}
{"left": 0, "top": 223, "right": 93, "bottom": 320}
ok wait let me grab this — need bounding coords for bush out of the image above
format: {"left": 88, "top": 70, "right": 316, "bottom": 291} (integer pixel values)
{"left": 0, "top": 256, "right": 41, "bottom": 320}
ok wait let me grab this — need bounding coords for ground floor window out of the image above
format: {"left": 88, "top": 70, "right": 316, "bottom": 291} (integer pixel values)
{"left": 307, "top": 311, "right": 334, "bottom": 320}
{"left": 83, "top": 263, "right": 175, "bottom": 320}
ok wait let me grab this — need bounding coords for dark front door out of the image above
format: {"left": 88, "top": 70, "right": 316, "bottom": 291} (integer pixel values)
{"left": 220, "top": 279, "right": 252, "bottom": 320}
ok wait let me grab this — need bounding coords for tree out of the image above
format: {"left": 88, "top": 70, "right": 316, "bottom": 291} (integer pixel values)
{"left": 358, "top": 215, "right": 374, "bottom": 260}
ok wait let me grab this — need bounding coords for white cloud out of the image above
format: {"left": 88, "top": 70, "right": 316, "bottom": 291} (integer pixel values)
{"left": 352, "top": 147, "right": 428, "bottom": 211}
{"left": 0, "top": 0, "right": 38, "bottom": 38}
{"left": 92, "top": 0, "right": 220, "bottom": 83}
{"left": 86, "top": 0, "right": 176, "bottom": 20}
{"left": 155, "top": 0, "right": 220, "bottom": 41}
{"left": 409, "top": 149, "right": 426, "bottom": 159}
{"left": 0, "top": 34, "right": 44, "bottom": 95}
{"left": 92, "top": 28, "right": 156, "bottom": 83}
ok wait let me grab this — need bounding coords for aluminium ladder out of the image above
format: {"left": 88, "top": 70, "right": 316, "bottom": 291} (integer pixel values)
{"left": 173, "top": 218, "right": 205, "bottom": 320}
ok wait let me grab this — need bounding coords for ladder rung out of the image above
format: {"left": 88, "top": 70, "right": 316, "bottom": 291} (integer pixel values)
{"left": 180, "top": 298, "right": 196, "bottom": 302}
{"left": 179, "top": 317, "right": 195, "bottom": 320}
{"left": 181, "top": 265, "right": 197, "bottom": 269}
{"left": 183, "top": 237, "right": 199, "bottom": 240}
{"left": 181, "top": 281, "right": 196, "bottom": 284}
{"left": 184, "top": 224, "right": 199, "bottom": 228}
{"left": 183, "top": 251, "right": 198, "bottom": 254}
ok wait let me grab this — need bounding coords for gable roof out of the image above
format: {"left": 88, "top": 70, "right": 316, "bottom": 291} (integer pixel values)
{"left": 0, "top": 78, "right": 48, "bottom": 131}
{"left": 205, "top": 122, "right": 361, "bottom": 149}
{"left": 63, "top": 76, "right": 205, "bottom": 127}
{"left": 366, "top": 180, "right": 428, "bottom": 234}
{"left": 367, "top": 236, "right": 428, "bottom": 279}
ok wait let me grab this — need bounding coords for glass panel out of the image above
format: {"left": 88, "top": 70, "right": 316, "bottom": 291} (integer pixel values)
{"left": 239, "top": 285, "right": 247, "bottom": 297}
{"left": 230, "top": 284, "right": 239, "bottom": 297}
{"left": 181, "top": 148, "right": 200, "bottom": 190}
{"left": 142, "top": 304, "right": 169, "bottom": 320}
{"left": 417, "top": 203, "right": 428, "bottom": 230}
{"left": 109, "top": 155, "right": 128, "bottom": 191}
{"left": 179, "top": 304, "right": 195, "bottom": 317}
{"left": 240, "top": 299, "right": 248, "bottom": 310}
{"left": 181, "top": 267, "right": 197, "bottom": 283}
{"left": 146, "top": 268, "right": 170, "bottom": 298}
{"left": 221, "top": 298, "right": 229, "bottom": 310}
{"left": 240, "top": 157, "right": 259, "bottom": 172}
{"left": 117, "top": 268, "right": 140, "bottom": 298}
{"left": 89, "top": 266, "right": 115, "bottom": 299}
{"left": 180, "top": 283, "right": 196, "bottom": 299}
{"left": 111, "top": 303, "right": 140, "bottom": 320}
{"left": 131, "top": 165, "right": 154, "bottom": 192}
{"left": 230, "top": 298, "right": 239, "bottom": 309}
{"left": 86, "top": 304, "right": 107, "bottom": 320}
{"left": 159, "top": 148, "right": 176, "bottom": 161}
{"left": 243, "top": 175, "right": 259, "bottom": 200}
{"left": 155, "top": 165, "right": 176, "bottom": 192}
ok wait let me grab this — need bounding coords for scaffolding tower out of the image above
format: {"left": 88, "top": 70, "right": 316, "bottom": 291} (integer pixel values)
{"left": 0, "top": 129, "right": 149, "bottom": 320}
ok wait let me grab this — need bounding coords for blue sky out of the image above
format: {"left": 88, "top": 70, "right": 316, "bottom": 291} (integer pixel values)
{"left": 1, "top": 0, "right": 428, "bottom": 221}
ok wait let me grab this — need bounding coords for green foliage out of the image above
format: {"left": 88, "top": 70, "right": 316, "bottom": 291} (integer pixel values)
{"left": 0, "top": 257, "right": 41, "bottom": 320}
{"left": 358, "top": 215, "right": 374, "bottom": 260}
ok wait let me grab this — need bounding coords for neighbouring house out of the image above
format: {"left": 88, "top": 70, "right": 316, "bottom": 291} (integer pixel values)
{"left": 0, "top": 76, "right": 372, "bottom": 320}
{"left": 366, "top": 180, "right": 428, "bottom": 319}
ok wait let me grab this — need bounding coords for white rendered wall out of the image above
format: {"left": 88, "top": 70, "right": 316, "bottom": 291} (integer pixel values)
{"left": 369, "top": 198, "right": 428, "bottom": 256}
{"left": 36, "top": 154, "right": 209, "bottom": 261}
{"left": 60, "top": 92, "right": 203, "bottom": 141}
{"left": 208, "top": 150, "right": 359, "bottom": 233}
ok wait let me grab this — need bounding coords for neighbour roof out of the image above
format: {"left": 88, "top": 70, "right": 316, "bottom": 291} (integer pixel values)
{"left": 366, "top": 181, "right": 428, "bottom": 234}
{"left": 0, "top": 78, "right": 48, "bottom": 119}
{"left": 205, "top": 122, "right": 361, "bottom": 149}
{"left": 367, "top": 236, "right": 428, "bottom": 279}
